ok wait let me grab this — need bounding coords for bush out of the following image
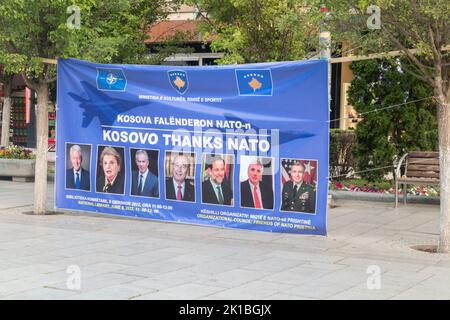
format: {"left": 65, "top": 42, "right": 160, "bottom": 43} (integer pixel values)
{"left": 0, "top": 145, "right": 36, "bottom": 160}
{"left": 348, "top": 59, "right": 438, "bottom": 181}
{"left": 329, "top": 129, "right": 356, "bottom": 180}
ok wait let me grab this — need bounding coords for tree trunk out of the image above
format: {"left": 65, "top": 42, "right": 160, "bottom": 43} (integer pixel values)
{"left": 34, "top": 83, "right": 49, "bottom": 215}
{"left": 437, "top": 93, "right": 450, "bottom": 253}
{"left": 1, "top": 76, "right": 13, "bottom": 147}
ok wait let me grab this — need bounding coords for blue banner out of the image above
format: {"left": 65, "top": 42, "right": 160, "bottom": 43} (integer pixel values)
{"left": 56, "top": 58, "right": 328, "bottom": 235}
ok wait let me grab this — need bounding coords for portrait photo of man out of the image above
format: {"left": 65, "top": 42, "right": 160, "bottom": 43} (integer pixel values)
{"left": 95, "top": 146, "right": 125, "bottom": 195}
{"left": 240, "top": 156, "right": 274, "bottom": 210}
{"left": 65, "top": 143, "right": 91, "bottom": 191}
{"left": 202, "top": 154, "right": 234, "bottom": 206}
{"left": 165, "top": 152, "right": 195, "bottom": 202}
{"left": 281, "top": 159, "right": 317, "bottom": 214}
{"left": 130, "top": 149, "right": 159, "bottom": 198}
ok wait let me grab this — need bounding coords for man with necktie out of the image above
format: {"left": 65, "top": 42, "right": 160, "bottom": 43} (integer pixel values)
{"left": 281, "top": 161, "right": 316, "bottom": 213}
{"left": 66, "top": 144, "right": 90, "bottom": 191}
{"left": 165, "top": 153, "right": 195, "bottom": 202}
{"left": 240, "top": 159, "right": 274, "bottom": 209}
{"left": 131, "top": 149, "right": 159, "bottom": 198}
{"left": 202, "top": 155, "right": 233, "bottom": 205}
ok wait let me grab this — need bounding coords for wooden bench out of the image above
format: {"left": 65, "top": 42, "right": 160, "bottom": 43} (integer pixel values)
{"left": 395, "top": 151, "right": 440, "bottom": 207}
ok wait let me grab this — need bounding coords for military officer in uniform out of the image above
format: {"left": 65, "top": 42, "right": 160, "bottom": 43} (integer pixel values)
{"left": 281, "top": 162, "right": 316, "bottom": 213}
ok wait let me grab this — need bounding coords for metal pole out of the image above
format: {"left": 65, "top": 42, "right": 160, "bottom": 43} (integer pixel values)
{"left": 319, "top": 4, "right": 332, "bottom": 116}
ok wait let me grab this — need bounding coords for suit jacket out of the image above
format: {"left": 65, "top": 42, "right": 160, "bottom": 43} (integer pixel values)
{"left": 281, "top": 180, "right": 316, "bottom": 213}
{"left": 131, "top": 170, "right": 159, "bottom": 197}
{"left": 202, "top": 179, "right": 233, "bottom": 205}
{"left": 165, "top": 178, "right": 195, "bottom": 202}
{"left": 240, "top": 180, "right": 274, "bottom": 209}
{"left": 96, "top": 172, "right": 125, "bottom": 194}
{"left": 66, "top": 168, "right": 90, "bottom": 191}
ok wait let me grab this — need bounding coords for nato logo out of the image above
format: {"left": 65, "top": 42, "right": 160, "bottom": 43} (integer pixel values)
{"left": 96, "top": 68, "right": 127, "bottom": 91}
{"left": 235, "top": 69, "right": 273, "bottom": 96}
{"left": 168, "top": 70, "right": 189, "bottom": 95}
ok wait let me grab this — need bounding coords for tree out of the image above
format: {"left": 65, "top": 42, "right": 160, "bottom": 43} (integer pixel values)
{"left": 0, "top": 70, "right": 13, "bottom": 147}
{"left": 187, "top": 0, "right": 323, "bottom": 64}
{"left": 0, "top": 0, "right": 170, "bottom": 214}
{"left": 328, "top": 0, "right": 450, "bottom": 252}
{"left": 349, "top": 58, "right": 438, "bottom": 181}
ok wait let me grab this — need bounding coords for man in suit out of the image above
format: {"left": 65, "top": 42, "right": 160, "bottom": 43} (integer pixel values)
{"left": 281, "top": 161, "right": 316, "bottom": 213}
{"left": 96, "top": 146, "right": 125, "bottom": 194}
{"left": 165, "top": 154, "right": 195, "bottom": 202}
{"left": 202, "top": 156, "right": 233, "bottom": 205}
{"left": 66, "top": 144, "right": 90, "bottom": 191}
{"left": 131, "top": 149, "right": 159, "bottom": 198}
{"left": 240, "top": 159, "right": 273, "bottom": 209}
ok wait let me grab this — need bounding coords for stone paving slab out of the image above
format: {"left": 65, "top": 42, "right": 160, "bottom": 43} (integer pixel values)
{"left": 0, "top": 180, "right": 449, "bottom": 299}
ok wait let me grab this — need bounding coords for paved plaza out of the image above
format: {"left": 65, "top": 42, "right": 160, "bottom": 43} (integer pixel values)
{"left": 0, "top": 179, "right": 449, "bottom": 300}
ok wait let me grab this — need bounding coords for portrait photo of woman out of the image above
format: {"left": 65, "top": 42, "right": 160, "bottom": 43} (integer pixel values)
{"left": 95, "top": 146, "right": 125, "bottom": 195}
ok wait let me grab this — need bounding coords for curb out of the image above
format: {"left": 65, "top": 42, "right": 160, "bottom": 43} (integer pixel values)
{"left": 329, "top": 190, "right": 440, "bottom": 205}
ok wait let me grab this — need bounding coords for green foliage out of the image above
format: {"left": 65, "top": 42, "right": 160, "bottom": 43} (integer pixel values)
{"left": 327, "top": 0, "right": 449, "bottom": 56}
{"left": 0, "top": 0, "right": 172, "bottom": 82}
{"left": 67, "top": 0, "right": 172, "bottom": 64}
{"left": 348, "top": 58, "right": 438, "bottom": 181}
{"left": 0, "top": 145, "right": 36, "bottom": 159}
{"left": 187, "top": 0, "right": 323, "bottom": 64}
{"left": 326, "top": 0, "right": 449, "bottom": 99}
{"left": 332, "top": 178, "right": 393, "bottom": 191}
